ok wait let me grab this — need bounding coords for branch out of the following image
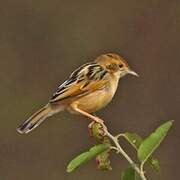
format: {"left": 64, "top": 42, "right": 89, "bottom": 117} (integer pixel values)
{"left": 90, "top": 121, "right": 147, "bottom": 180}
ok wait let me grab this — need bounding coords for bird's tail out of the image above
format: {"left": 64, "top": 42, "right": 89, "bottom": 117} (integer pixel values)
{"left": 17, "top": 104, "right": 55, "bottom": 134}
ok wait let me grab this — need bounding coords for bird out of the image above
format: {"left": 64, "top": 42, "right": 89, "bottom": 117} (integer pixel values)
{"left": 17, "top": 53, "right": 138, "bottom": 134}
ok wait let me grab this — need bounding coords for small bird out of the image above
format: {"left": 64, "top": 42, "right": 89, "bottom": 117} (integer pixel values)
{"left": 17, "top": 53, "right": 138, "bottom": 134}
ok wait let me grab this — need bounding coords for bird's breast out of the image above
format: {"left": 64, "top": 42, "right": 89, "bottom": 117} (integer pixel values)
{"left": 69, "top": 74, "right": 120, "bottom": 113}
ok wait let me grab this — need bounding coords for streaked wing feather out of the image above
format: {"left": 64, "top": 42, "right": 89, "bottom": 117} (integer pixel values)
{"left": 49, "top": 62, "right": 108, "bottom": 103}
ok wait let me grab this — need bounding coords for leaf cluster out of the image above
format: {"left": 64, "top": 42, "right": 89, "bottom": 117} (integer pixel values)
{"left": 67, "top": 120, "right": 173, "bottom": 180}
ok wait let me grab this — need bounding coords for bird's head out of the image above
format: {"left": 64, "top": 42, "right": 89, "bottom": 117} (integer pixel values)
{"left": 95, "top": 53, "right": 139, "bottom": 78}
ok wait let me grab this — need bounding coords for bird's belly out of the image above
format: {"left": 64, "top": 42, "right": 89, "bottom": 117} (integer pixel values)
{"left": 70, "top": 89, "right": 113, "bottom": 113}
{"left": 68, "top": 75, "right": 119, "bottom": 114}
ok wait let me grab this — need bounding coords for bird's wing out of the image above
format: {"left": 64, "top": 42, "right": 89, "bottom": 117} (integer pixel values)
{"left": 49, "top": 62, "right": 108, "bottom": 103}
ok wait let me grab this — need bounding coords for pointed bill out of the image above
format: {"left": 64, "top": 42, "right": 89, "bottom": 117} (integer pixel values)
{"left": 128, "top": 70, "right": 139, "bottom": 77}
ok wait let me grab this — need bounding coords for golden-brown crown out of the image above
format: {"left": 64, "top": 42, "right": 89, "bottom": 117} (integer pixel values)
{"left": 96, "top": 53, "right": 128, "bottom": 65}
{"left": 95, "top": 53, "right": 129, "bottom": 72}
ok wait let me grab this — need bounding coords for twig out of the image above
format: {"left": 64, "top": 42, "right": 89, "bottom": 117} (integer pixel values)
{"left": 100, "top": 122, "right": 147, "bottom": 180}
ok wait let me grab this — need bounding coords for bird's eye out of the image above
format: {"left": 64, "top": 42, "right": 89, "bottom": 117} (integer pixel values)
{"left": 119, "top": 64, "right": 123, "bottom": 68}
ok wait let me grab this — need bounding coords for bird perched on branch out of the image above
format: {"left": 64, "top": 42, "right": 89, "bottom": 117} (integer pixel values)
{"left": 17, "top": 53, "right": 138, "bottom": 134}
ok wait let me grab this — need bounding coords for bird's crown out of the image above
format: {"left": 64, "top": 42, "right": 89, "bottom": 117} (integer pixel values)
{"left": 95, "top": 53, "right": 129, "bottom": 72}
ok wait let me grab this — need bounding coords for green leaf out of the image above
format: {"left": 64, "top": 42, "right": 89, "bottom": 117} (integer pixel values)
{"left": 124, "top": 132, "right": 160, "bottom": 172}
{"left": 67, "top": 143, "right": 110, "bottom": 172}
{"left": 121, "top": 167, "right": 142, "bottom": 180}
{"left": 121, "top": 167, "right": 134, "bottom": 180}
{"left": 138, "top": 120, "right": 173, "bottom": 163}
{"left": 124, "top": 133, "right": 142, "bottom": 150}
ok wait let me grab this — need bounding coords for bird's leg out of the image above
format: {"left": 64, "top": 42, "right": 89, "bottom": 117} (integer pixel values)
{"left": 72, "top": 106, "right": 104, "bottom": 124}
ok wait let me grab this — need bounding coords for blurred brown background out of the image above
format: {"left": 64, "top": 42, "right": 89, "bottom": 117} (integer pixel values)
{"left": 0, "top": 0, "right": 179, "bottom": 179}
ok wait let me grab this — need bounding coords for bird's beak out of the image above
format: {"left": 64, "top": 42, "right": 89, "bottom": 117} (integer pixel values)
{"left": 127, "top": 69, "right": 139, "bottom": 77}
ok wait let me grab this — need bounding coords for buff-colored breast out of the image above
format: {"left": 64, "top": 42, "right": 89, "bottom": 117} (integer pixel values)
{"left": 69, "top": 72, "right": 120, "bottom": 113}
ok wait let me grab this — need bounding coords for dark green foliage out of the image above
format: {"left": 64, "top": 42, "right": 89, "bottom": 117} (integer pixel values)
{"left": 121, "top": 167, "right": 142, "bottom": 180}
